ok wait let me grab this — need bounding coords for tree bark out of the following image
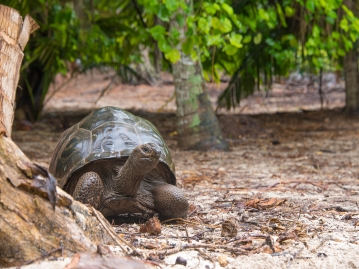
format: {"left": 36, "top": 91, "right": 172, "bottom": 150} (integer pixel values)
{"left": 173, "top": 56, "right": 228, "bottom": 150}
{"left": 0, "top": 6, "right": 39, "bottom": 137}
{"left": 0, "top": 5, "right": 117, "bottom": 267}
{"left": 171, "top": 2, "right": 228, "bottom": 151}
{"left": 343, "top": 0, "right": 359, "bottom": 114}
{"left": 153, "top": 16, "right": 163, "bottom": 78}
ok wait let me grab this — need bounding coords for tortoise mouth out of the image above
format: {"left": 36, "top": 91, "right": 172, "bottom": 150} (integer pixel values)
{"left": 140, "top": 156, "right": 158, "bottom": 162}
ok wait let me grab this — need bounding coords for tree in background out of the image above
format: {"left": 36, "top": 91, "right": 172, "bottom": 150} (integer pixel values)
{"left": 4, "top": 0, "right": 359, "bottom": 146}
{"left": 217, "top": 0, "right": 359, "bottom": 114}
{"left": 342, "top": 0, "right": 359, "bottom": 113}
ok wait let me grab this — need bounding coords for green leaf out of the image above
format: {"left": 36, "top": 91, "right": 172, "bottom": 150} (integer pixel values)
{"left": 149, "top": 25, "right": 166, "bottom": 41}
{"left": 285, "top": 6, "right": 295, "bottom": 17}
{"left": 340, "top": 17, "right": 349, "bottom": 32}
{"left": 186, "top": 15, "right": 194, "bottom": 28}
{"left": 207, "top": 34, "right": 222, "bottom": 46}
{"left": 198, "top": 17, "right": 210, "bottom": 34}
{"left": 312, "top": 24, "right": 320, "bottom": 38}
{"left": 342, "top": 35, "right": 353, "bottom": 51}
{"left": 165, "top": 0, "right": 178, "bottom": 12}
{"left": 212, "top": 17, "right": 221, "bottom": 29}
{"left": 229, "top": 33, "right": 243, "bottom": 48}
{"left": 165, "top": 49, "right": 181, "bottom": 63}
{"left": 174, "top": 13, "right": 183, "bottom": 26}
{"left": 253, "top": 33, "right": 262, "bottom": 44}
{"left": 157, "top": 5, "right": 170, "bottom": 22}
{"left": 258, "top": 8, "right": 270, "bottom": 21}
{"left": 223, "top": 43, "right": 238, "bottom": 56}
{"left": 204, "top": 4, "right": 217, "bottom": 15}
{"left": 342, "top": 5, "right": 354, "bottom": 18}
{"left": 350, "top": 31, "right": 359, "bottom": 42}
{"left": 243, "top": 35, "right": 252, "bottom": 43}
{"left": 306, "top": 1, "right": 315, "bottom": 12}
{"left": 182, "top": 36, "right": 194, "bottom": 54}
{"left": 170, "top": 27, "right": 181, "bottom": 42}
{"left": 221, "top": 3, "right": 233, "bottom": 15}
{"left": 337, "top": 48, "right": 346, "bottom": 56}
{"left": 331, "top": 31, "right": 340, "bottom": 40}
{"left": 220, "top": 17, "right": 232, "bottom": 33}
{"left": 158, "top": 39, "right": 172, "bottom": 53}
{"left": 276, "top": 3, "right": 287, "bottom": 27}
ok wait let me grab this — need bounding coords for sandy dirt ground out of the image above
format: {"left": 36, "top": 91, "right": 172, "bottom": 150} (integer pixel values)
{"left": 9, "top": 71, "right": 359, "bottom": 269}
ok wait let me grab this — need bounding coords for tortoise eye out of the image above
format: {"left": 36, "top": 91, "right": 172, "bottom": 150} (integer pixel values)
{"left": 142, "top": 146, "right": 149, "bottom": 153}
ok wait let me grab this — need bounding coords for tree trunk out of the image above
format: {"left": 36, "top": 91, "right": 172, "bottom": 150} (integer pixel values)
{"left": 173, "top": 56, "right": 228, "bottom": 150}
{"left": 171, "top": 3, "right": 228, "bottom": 151}
{"left": 0, "top": 6, "right": 117, "bottom": 267}
{"left": 153, "top": 16, "right": 163, "bottom": 79}
{"left": 343, "top": 0, "right": 359, "bottom": 114}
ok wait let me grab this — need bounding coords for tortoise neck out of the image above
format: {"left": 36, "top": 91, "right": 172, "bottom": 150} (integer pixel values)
{"left": 112, "top": 155, "right": 155, "bottom": 197}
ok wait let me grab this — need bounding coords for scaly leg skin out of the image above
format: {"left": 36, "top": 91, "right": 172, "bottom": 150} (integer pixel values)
{"left": 73, "top": 171, "right": 104, "bottom": 209}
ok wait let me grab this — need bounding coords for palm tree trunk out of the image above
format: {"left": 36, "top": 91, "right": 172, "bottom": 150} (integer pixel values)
{"left": 343, "top": 0, "right": 359, "bottom": 114}
{"left": 170, "top": 2, "right": 228, "bottom": 151}
{"left": 173, "top": 55, "right": 228, "bottom": 150}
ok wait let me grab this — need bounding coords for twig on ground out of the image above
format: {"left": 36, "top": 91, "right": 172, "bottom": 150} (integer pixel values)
{"left": 161, "top": 218, "right": 220, "bottom": 229}
{"left": 142, "top": 242, "right": 248, "bottom": 256}
{"left": 185, "top": 226, "right": 191, "bottom": 243}
{"left": 197, "top": 248, "right": 216, "bottom": 269}
{"left": 24, "top": 247, "right": 63, "bottom": 265}
{"left": 187, "top": 206, "right": 199, "bottom": 217}
{"left": 262, "top": 180, "right": 326, "bottom": 191}
{"left": 92, "top": 208, "right": 137, "bottom": 255}
{"left": 310, "top": 236, "right": 333, "bottom": 253}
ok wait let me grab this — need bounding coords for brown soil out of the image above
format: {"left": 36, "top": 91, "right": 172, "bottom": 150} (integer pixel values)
{"left": 11, "top": 71, "right": 359, "bottom": 269}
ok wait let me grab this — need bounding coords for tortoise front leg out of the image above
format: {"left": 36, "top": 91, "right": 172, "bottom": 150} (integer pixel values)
{"left": 73, "top": 171, "right": 104, "bottom": 209}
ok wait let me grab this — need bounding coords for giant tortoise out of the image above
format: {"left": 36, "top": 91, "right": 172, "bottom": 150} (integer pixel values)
{"left": 49, "top": 106, "right": 188, "bottom": 219}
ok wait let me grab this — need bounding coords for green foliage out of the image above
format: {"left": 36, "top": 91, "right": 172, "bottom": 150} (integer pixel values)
{"left": 3, "top": 0, "right": 148, "bottom": 119}
{"left": 218, "top": 0, "right": 359, "bottom": 109}
{"left": 5, "top": 0, "right": 359, "bottom": 115}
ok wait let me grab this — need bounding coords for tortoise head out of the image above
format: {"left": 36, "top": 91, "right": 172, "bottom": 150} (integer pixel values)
{"left": 130, "top": 143, "right": 161, "bottom": 170}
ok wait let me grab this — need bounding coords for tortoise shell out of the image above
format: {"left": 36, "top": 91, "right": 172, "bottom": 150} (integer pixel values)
{"left": 49, "top": 106, "right": 175, "bottom": 188}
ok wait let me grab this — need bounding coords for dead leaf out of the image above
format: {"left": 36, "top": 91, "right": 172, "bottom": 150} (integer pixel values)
{"left": 221, "top": 219, "right": 238, "bottom": 237}
{"left": 30, "top": 163, "right": 58, "bottom": 209}
{"left": 140, "top": 217, "right": 161, "bottom": 235}
{"left": 18, "top": 164, "right": 58, "bottom": 210}
{"left": 244, "top": 198, "right": 286, "bottom": 210}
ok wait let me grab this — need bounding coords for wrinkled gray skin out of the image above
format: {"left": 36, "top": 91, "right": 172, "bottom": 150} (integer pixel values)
{"left": 49, "top": 107, "right": 188, "bottom": 219}
{"left": 69, "top": 142, "right": 188, "bottom": 218}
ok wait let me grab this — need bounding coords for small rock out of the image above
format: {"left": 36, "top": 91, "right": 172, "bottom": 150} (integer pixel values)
{"left": 175, "top": 256, "right": 187, "bottom": 266}
{"left": 218, "top": 167, "right": 226, "bottom": 175}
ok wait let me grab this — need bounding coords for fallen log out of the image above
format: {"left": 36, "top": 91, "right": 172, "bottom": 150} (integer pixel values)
{"left": 0, "top": 5, "right": 118, "bottom": 267}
